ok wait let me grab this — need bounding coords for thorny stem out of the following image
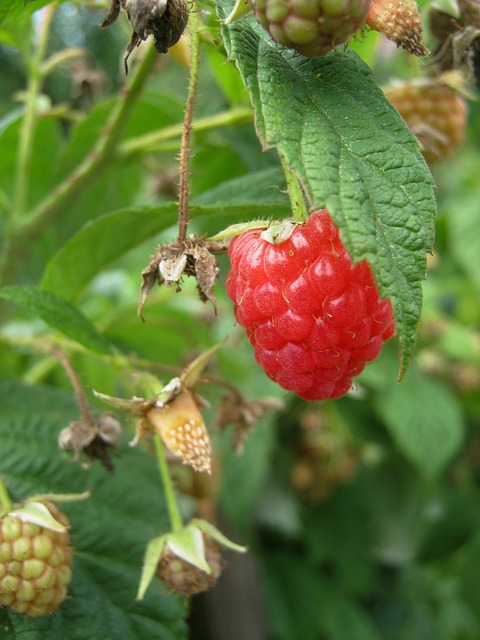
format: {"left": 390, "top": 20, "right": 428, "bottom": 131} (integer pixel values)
{"left": 278, "top": 150, "right": 308, "bottom": 224}
{"left": 177, "top": 2, "right": 201, "bottom": 243}
{"left": 154, "top": 433, "right": 183, "bottom": 532}
{"left": 0, "top": 478, "right": 13, "bottom": 513}
{"left": 12, "top": 4, "right": 56, "bottom": 222}
{"left": 51, "top": 347, "right": 94, "bottom": 427}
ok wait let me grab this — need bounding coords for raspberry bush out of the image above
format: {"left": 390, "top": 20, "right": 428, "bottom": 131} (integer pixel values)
{"left": 0, "top": 0, "right": 478, "bottom": 638}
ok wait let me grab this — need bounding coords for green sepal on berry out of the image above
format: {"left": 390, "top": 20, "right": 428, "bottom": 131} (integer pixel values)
{"left": 137, "top": 520, "right": 246, "bottom": 599}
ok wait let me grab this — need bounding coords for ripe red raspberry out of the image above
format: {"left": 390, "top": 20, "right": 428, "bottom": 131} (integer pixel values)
{"left": 226, "top": 211, "right": 395, "bottom": 401}
{"left": 0, "top": 501, "right": 73, "bottom": 617}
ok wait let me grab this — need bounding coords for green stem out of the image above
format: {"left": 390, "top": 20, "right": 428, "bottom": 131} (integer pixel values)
{"left": 154, "top": 433, "right": 183, "bottom": 532}
{"left": 13, "top": 4, "right": 56, "bottom": 221}
{"left": 118, "top": 107, "right": 253, "bottom": 159}
{"left": 0, "top": 40, "right": 157, "bottom": 285}
{"left": 0, "top": 478, "right": 13, "bottom": 513}
{"left": 278, "top": 150, "right": 308, "bottom": 223}
{"left": 178, "top": 1, "right": 202, "bottom": 243}
{"left": 14, "top": 41, "right": 158, "bottom": 241}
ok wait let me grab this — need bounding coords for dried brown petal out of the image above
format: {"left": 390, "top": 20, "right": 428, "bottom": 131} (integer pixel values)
{"left": 191, "top": 244, "right": 219, "bottom": 312}
{"left": 58, "top": 412, "right": 122, "bottom": 471}
{"left": 138, "top": 238, "right": 219, "bottom": 317}
{"left": 215, "top": 394, "right": 284, "bottom": 451}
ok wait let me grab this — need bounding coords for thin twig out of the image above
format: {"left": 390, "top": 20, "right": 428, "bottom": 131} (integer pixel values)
{"left": 8, "top": 42, "right": 157, "bottom": 249}
{"left": 178, "top": 2, "right": 201, "bottom": 243}
{"left": 51, "top": 347, "right": 94, "bottom": 427}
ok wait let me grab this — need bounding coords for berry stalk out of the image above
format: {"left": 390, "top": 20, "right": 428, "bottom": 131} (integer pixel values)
{"left": 154, "top": 433, "right": 183, "bottom": 532}
{"left": 279, "top": 150, "right": 308, "bottom": 224}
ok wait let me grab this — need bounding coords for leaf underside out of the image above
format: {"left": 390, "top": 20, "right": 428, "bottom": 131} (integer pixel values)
{"left": 216, "top": 0, "right": 437, "bottom": 376}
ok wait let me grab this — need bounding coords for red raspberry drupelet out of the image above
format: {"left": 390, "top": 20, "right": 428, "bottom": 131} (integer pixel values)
{"left": 226, "top": 210, "right": 395, "bottom": 401}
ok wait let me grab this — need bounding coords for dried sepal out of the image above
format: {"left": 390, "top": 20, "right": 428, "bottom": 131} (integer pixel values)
{"left": 180, "top": 344, "right": 221, "bottom": 389}
{"left": 100, "top": 0, "right": 189, "bottom": 73}
{"left": 58, "top": 412, "right": 122, "bottom": 471}
{"left": 139, "top": 237, "right": 220, "bottom": 319}
{"left": 215, "top": 393, "right": 284, "bottom": 451}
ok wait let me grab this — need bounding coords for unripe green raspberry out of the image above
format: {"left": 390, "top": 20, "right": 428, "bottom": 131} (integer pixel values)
{"left": 0, "top": 501, "right": 73, "bottom": 617}
{"left": 248, "top": 0, "right": 371, "bottom": 57}
{"left": 157, "top": 534, "right": 225, "bottom": 596}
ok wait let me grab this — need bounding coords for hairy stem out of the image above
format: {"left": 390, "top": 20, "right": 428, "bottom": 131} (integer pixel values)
{"left": 12, "top": 4, "right": 56, "bottom": 222}
{"left": 0, "top": 478, "right": 13, "bottom": 513}
{"left": 178, "top": 2, "right": 201, "bottom": 243}
{"left": 51, "top": 347, "right": 94, "bottom": 427}
{"left": 154, "top": 433, "right": 183, "bottom": 532}
{"left": 278, "top": 150, "right": 308, "bottom": 223}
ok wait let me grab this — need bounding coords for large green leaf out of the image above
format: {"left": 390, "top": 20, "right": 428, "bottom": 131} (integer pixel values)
{"left": 0, "top": 285, "right": 111, "bottom": 353}
{"left": 0, "top": 380, "right": 187, "bottom": 639}
{"left": 215, "top": 0, "right": 436, "bottom": 375}
{"left": 373, "top": 366, "right": 465, "bottom": 478}
{"left": 41, "top": 201, "right": 291, "bottom": 302}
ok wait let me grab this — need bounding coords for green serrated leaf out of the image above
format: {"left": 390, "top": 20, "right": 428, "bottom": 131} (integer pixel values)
{"left": 137, "top": 535, "right": 168, "bottom": 601}
{"left": 374, "top": 367, "right": 465, "bottom": 478}
{"left": 9, "top": 501, "right": 68, "bottom": 533}
{"left": 216, "top": 0, "right": 436, "bottom": 376}
{"left": 0, "top": 285, "right": 111, "bottom": 353}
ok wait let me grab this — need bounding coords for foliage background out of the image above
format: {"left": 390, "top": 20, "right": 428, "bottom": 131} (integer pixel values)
{"left": 0, "top": 0, "right": 480, "bottom": 638}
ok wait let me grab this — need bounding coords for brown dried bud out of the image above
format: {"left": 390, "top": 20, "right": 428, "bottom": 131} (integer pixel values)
{"left": 139, "top": 237, "right": 220, "bottom": 319}
{"left": 101, "top": 0, "right": 189, "bottom": 72}
{"left": 58, "top": 412, "right": 122, "bottom": 471}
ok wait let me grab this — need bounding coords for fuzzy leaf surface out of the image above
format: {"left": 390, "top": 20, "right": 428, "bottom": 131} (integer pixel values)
{"left": 0, "top": 380, "right": 187, "bottom": 639}
{"left": 216, "top": 0, "right": 436, "bottom": 375}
